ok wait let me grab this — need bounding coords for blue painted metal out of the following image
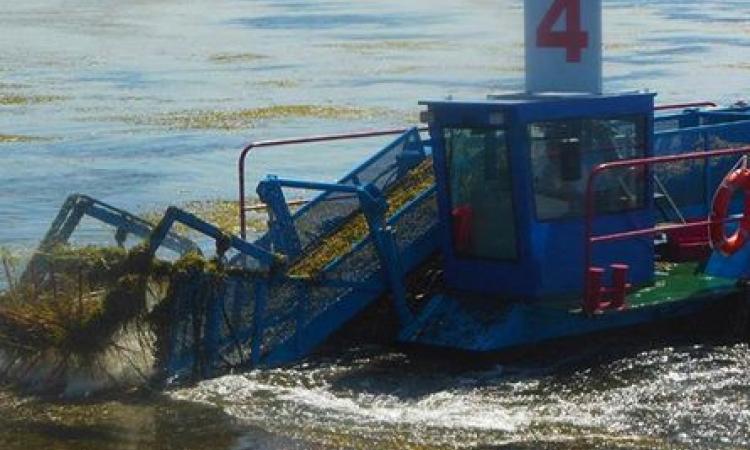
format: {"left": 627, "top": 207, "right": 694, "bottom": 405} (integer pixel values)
{"left": 358, "top": 183, "right": 414, "bottom": 325}
{"left": 147, "top": 206, "right": 282, "bottom": 267}
{"left": 260, "top": 184, "right": 439, "bottom": 367}
{"left": 251, "top": 278, "right": 268, "bottom": 366}
{"left": 36, "top": 194, "right": 197, "bottom": 255}
{"left": 153, "top": 98, "right": 750, "bottom": 377}
{"left": 41, "top": 95, "right": 750, "bottom": 380}
{"left": 23, "top": 194, "right": 198, "bottom": 283}
{"left": 399, "top": 98, "right": 750, "bottom": 355}
{"left": 253, "top": 128, "right": 428, "bottom": 257}
{"left": 257, "top": 174, "right": 415, "bottom": 326}
{"left": 293, "top": 282, "right": 308, "bottom": 354}
{"left": 257, "top": 177, "right": 302, "bottom": 258}
{"left": 399, "top": 289, "right": 738, "bottom": 352}
{"left": 705, "top": 244, "right": 750, "bottom": 279}
{"left": 24, "top": 129, "right": 436, "bottom": 381}
{"left": 654, "top": 105, "right": 750, "bottom": 219}
{"left": 150, "top": 129, "right": 438, "bottom": 378}
{"left": 203, "top": 281, "right": 225, "bottom": 378}
{"left": 423, "top": 93, "right": 655, "bottom": 299}
{"left": 238, "top": 127, "right": 429, "bottom": 240}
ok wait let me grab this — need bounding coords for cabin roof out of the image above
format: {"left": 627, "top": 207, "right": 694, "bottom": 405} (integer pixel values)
{"left": 419, "top": 91, "right": 655, "bottom": 108}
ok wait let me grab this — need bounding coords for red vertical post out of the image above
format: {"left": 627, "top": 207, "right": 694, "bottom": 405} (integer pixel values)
{"left": 610, "top": 264, "right": 630, "bottom": 310}
{"left": 585, "top": 267, "right": 604, "bottom": 314}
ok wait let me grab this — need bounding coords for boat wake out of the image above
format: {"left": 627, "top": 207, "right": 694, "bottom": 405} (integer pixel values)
{"left": 171, "top": 343, "right": 750, "bottom": 449}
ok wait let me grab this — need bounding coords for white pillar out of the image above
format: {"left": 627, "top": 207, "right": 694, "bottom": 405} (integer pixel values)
{"left": 525, "top": 0, "right": 602, "bottom": 94}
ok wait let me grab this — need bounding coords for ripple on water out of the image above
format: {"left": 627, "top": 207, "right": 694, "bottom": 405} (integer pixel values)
{"left": 228, "top": 13, "right": 435, "bottom": 31}
{"left": 170, "top": 344, "right": 750, "bottom": 449}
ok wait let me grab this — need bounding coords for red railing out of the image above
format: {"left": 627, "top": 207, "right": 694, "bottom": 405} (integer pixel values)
{"left": 237, "top": 127, "right": 427, "bottom": 239}
{"left": 583, "top": 145, "right": 750, "bottom": 309}
{"left": 654, "top": 102, "right": 717, "bottom": 112}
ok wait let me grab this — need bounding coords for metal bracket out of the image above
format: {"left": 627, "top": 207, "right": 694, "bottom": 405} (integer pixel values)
{"left": 23, "top": 194, "right": 199, "bottom": 282}
{"left": 147, "top": 207, "right": 284, "bottom": 268}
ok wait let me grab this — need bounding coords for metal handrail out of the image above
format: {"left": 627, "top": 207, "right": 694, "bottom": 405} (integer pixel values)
{"left": 237, "top": 126, "right": 427, "bottom": 239}
{"left": 583, "top": 145, "right": 750, "bottom": 299}
{"left": 654, "top": 102, "right": 717, "bottom": 111}
{"left": 237, "top": 104, "right": 719, "bottom": 240}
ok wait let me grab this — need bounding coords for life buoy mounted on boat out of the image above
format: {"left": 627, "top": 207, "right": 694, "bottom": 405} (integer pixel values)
{"left": 710, "top": 166, "right": 750, "bottom": 256}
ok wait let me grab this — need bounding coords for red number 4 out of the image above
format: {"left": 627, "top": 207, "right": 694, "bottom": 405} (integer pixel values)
{"left": 536, "top": 0, "right": 589, "bottom": 63}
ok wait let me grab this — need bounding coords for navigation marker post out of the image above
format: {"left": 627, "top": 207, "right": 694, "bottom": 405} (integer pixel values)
{"left": 525, "top": 0, "right": 603, "bottom": 94}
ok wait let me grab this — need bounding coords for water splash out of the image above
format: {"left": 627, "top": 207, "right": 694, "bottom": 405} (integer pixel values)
{"left": 171, "top": 344, "right": 750, "bottom": 449}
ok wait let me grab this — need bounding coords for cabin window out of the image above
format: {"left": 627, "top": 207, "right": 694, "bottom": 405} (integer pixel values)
{"left": 529, "top": 116, "right": 647, "bottom": 221}
{"left": 445, "top": 127, "right": 518, "bottom": 260}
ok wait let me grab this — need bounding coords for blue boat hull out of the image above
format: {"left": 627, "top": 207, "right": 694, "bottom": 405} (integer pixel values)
{"left": 399, "top": 291, "right": 748, "bottom": 353}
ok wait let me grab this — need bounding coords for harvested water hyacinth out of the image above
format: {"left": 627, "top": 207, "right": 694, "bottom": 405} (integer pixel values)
{"left": 0, "top": 245, "right": 170, "bottom": 391}
{"left": 0, "top": 244, "right": 258, "bottom": 392}
{"left": 290, "top": 158, "right": 435, "bottom": 277}
{"left": 0, "top": 159, "right": 436, "bottom": 391}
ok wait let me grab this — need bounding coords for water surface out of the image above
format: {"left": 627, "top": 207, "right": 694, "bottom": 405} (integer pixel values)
{"left": 1, "top": 1, "right": 750, "bottom": 449}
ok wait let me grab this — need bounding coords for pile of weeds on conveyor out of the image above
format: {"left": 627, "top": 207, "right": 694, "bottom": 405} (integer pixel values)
{"left": 290, "top": 159, "right": 434, "bottom": 277}
{"left": 0, "top": 245, "right": 174, "bottom": 391}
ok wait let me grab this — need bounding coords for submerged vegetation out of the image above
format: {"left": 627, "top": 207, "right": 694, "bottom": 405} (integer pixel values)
{"left": 125, "top": 104, "right": 393, "bottom": 131}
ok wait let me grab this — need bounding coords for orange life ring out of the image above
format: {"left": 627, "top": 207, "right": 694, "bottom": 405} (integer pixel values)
{"left": 710, "top": 168, "right": 750, "bottom": 256}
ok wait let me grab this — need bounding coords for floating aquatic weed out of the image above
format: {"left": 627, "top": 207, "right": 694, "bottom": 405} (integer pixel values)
{"left": 0, "top": 94, "right": 65, "bottom": 106}
{"left": 141, "top": 199, "right": 271, "bottom": 237}
{"left": 255, "top": 79, "right": 300, "bottom": 88}
{"left": 479, "top": 63, "right": 524, "bottom": 74}
{"left": 0, "top": 134, "right": 43, "bottom": 143}
{"left": 605, "top": 42, "right": 640, "bottom": 52}
{"left": 0, "top": 82, "right": 28, "bottom": 89}
{"left": 724, "top": 62, "right": 750, "bottom": 71}
{"left": 327, "top": 40, "right": 450, "bottom": 54}
{"left": 209, "top": 53, "right": 268, "bottom": 64}
{"left": 383, "top": 65, "right": 423, "bottom": 75}
{"left": 126, "top": 105, "right": 392, "bottom": 131}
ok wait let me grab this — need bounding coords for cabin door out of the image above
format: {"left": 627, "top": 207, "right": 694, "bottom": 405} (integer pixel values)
{"left": 444, "top": 128, "right": 518, "bottom": 261}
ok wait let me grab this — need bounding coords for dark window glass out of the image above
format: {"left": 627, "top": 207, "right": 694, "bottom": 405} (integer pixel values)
{"left": 529, "top": 116, "right": 647, "bottom": 220}
{"left": 445, "top": 128, "right": 517, "bottom": 260}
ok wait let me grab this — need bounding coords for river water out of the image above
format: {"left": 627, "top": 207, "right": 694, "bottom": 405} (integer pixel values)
{"left": 1, "top": 0, "right": 750, "bottom": 449}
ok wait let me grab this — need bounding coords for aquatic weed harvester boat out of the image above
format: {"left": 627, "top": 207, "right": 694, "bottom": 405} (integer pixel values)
{"left": 3, "top": 0, "right": 750, "bottom": 385}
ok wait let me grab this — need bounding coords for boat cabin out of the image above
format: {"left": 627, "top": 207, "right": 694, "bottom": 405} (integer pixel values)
{"left": 422, "top": 93, "right": 655, "bottom": 299}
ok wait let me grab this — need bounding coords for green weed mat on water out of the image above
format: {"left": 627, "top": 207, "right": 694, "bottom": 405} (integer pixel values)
{"left": 125, "top": 104, "right": 391, "bottom": 131}
{"left": 141, "top": 199, "right": 268, "bottom": 237}
{"left": 0, "top": 134, "right": 40, "bottom": 143}
{"left": 0, "top": 94, "right": 65, "bottom": 106}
